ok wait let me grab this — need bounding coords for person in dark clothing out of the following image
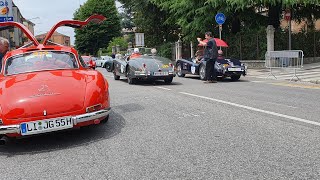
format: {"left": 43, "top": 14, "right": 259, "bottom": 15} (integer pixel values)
{"left": 197, "top": 32, "right": 218, "bottom": 83}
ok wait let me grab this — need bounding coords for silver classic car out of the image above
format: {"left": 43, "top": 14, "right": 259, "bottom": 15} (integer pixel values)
{"left": 106, "top": 53, "right": 175, "bottom": 84}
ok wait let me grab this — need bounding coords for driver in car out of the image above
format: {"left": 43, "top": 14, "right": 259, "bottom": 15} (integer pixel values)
{"left": 129, "top": 48, "right": 141, "bottom": 60}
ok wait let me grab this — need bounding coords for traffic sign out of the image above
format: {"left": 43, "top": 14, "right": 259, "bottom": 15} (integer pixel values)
{"left": 0, "top": 0, "right": 13, "bottom": 22}
{"left": 215, "top": 13, "right": 226, "bottom": 25}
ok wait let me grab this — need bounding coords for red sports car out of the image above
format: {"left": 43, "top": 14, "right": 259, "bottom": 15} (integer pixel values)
{"left": 0, "top": 15, "right": 110, "bottom": 144}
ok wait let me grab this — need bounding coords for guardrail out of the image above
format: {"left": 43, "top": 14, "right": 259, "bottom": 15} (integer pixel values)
{"left": 265, "top": 50, "right": 304, "bottom": 81}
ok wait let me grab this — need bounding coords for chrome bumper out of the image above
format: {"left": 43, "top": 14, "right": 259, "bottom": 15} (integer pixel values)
{"left": 0, "top": 107, "right": 111, "bottom": 135}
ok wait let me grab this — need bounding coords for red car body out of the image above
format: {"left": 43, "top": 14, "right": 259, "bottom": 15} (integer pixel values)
{"left": 0, "top": 15, "right": 110, "bottom": 140}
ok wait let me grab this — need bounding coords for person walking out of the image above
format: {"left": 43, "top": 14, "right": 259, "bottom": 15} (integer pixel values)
{"left": 197, "top": 32, "right": 218, "bottom": 83}
{"left": 0, "top": 37, "right": 9, "bottom": 70}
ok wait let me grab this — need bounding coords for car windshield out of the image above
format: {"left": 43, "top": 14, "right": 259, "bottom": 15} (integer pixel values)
{"left": 5, "top": 51, "right": 78, "bottom": 76}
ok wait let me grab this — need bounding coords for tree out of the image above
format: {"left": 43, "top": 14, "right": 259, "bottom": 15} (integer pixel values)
{"left": 151, "top": 0, "right": 320, "bottom": 40}
{"left": 74, "top": 0, "right": 121, "bottom": 56}
{"left": 118, "top": 0, "right": 179, "bottom": 47}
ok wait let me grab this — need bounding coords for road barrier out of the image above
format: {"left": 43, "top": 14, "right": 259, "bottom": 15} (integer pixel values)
{"left": 265, "top": 50, "right": 304, "bottom": 81}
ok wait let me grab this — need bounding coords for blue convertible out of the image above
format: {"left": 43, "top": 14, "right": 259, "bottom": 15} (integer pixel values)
{"left": 176, "top": 56, "right": 247, "bottom": 81}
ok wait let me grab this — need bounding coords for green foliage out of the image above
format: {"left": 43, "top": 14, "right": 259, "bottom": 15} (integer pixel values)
{"left": 74, "top": 0, "right": 121, "bottom": 56}
{"left": 223, "top": 29, "right": 320, "bottom": 60}
{"left": 106, "top": 37, "right": 128, "bottom": 54}
{"left": 118, "top": 0, "right": 179, "bottom": 47}
{"left": 157, "top": 42, "right": 173, "bottom": 59}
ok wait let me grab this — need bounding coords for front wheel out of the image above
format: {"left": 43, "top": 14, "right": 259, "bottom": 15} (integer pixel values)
{"left": 176, "top": 63, "right": 185, "bottom": 77}
{"left": 101, "top": 115, "right": 109, "bottom": 123}
{"left": 199, "top": 65, "right": 206, "bottom": 80}
{"left": 164, "top": 77, "right": 173, "bottom": 84}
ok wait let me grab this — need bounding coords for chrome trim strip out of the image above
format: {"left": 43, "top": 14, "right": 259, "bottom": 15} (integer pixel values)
{"left": 73, "top": 107, "right": 111, "bottom": 125}
{"left": 0, "top": 107, "right": 111, "bottom": 135}
{"left": 0, "top": 125, "right": 20, "bottom": 134}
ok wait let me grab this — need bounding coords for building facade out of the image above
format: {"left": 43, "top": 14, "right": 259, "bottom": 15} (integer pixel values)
{"left": 35, "top": 32, "right": 70, "bottom": 46}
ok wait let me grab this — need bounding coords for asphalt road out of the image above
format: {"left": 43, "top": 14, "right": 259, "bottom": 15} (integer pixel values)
{"left": 1, "top": 68, "right": 320, "bottom": 179}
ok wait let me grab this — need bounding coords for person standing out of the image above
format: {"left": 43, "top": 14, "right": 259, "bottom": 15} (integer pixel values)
{"left": 0, "top": 37, "right": 9, "bottom": 70}
{"left": 197, "top": 32, "right": 218, "bottom": 83}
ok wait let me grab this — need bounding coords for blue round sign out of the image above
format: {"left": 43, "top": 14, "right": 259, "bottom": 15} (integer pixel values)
{"left": 215, "top": 13, "right": 226, "bottom": 25}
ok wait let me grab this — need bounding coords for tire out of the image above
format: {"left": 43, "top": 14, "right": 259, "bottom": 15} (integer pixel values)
{"left": 113, "top": 70, "right": 120, "bottom": 80}
{"left": 176, "top": 63, "right": 185, "bottom": 77}
{"left": 164, "top": 77, "right": 173, "bottom": 84}
{"left": 199, "top": 65, "right": 206, "bottom": 80}
{"left": 231, "top": 75, "right": 241, "bottom": 81}
{"left": 101, "top": 115, "right": 109, "bottom": 124}
{"left": 127, "top": 68, "right": 136, "bottom": 84}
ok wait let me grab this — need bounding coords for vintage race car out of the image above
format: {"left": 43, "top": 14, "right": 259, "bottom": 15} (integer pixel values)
{"left": 176, "top": 57, "right": 246, "bottom": 81}
{"left": 0, "top": 15, "right": 110, "bottom": 144}
{"left": 106, "top": 53, "right": 175, "bottom": 84}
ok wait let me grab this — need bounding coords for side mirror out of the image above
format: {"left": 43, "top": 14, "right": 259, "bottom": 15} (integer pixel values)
{"left": 88, "top": 60, "right": 96, "bottom": 69}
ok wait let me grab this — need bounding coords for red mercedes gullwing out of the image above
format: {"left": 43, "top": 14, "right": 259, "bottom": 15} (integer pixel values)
{"left": 0, "top": 15, "right": 111, "bottom": 145}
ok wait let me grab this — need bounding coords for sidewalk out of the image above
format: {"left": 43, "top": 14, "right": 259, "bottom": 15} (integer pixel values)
{"left": 247, "top": 62, "right": 320, "bottom": 84}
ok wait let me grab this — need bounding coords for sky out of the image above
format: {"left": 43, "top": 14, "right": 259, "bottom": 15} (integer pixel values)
{"left": 13, "top": 0, "right": 122, "bottom": 45}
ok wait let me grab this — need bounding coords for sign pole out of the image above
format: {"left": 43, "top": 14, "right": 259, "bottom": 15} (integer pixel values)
{"left": 285, "top": 9, "right": 292, "bottom": 50}
{"left": 215, "top": 13, "right": 226, "bottom": 50}
{"left": 288, "top": 12, "right": 292, "bottom": 50}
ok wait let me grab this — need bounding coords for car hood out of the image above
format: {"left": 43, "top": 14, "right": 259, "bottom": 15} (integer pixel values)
{"left": 0, "top": 70, "right": 87, "bottom": 119}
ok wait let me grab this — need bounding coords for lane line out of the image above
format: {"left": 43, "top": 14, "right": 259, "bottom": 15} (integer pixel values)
{"left": 155, "top": 87, "right": 172, "bottom": 91}
{"left": 180, "top": 91, "right": 320, "bottom": 127}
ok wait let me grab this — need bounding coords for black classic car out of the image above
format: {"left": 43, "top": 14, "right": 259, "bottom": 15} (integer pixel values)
{"left": 106, "top": 49, "right": 175, "bottom": 84}
{"left": 176, "top": 57, "right": 247, "bottom": 81}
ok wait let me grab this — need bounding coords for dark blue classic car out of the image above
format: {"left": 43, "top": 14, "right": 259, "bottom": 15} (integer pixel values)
{"left": 176, "top": 57, "right": 247, "bottom": 81}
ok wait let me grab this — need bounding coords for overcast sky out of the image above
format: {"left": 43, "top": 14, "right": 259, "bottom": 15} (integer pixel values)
{"left": 13, "top": 0, "right": 121, "bottom": 45}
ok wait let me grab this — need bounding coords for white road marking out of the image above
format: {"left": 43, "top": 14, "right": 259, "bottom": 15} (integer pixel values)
{"left": 265, "top": 101, "right": 298, "bottom": 109}
{"left": 180, "top": 92, "right": 320, "bottom": 127}
{"left": 155, "top": 87, "right": 172, "bottom": 91}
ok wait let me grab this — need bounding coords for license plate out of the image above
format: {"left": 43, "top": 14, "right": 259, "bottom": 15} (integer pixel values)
{"left": 20, "top": 117, "right": 73, "bottom": 136}
{"left": 228, "top": 67, "right": 242, "bottom": 71}
{"left": 154, "top": 72, "right": 168, "bottom": 76}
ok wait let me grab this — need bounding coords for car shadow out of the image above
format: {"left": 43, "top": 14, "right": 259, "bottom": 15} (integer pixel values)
{"left": 182, "top": 76, "right": 248, "bottom": 83}
{"left": 0, "top": 111, "right": 125, "bottom": 156}
{"left": 118, "top": 78, "right": 183, "bottom": 86}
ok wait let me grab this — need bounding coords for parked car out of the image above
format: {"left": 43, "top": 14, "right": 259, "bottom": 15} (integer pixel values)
{"left": 0, "top": 15, "right": 110, "bottom": 144}
{"left": 95, "top": 56, "right": 112, "bottom": 68}
{"left": 176, "top": 41, "right": 246, "bottom": 81}
{"left": 81, "top": 55, "right": 96, "bottom": 70}
{"left": 106, "top": 52, "right": 175, "bottom": 84}
{"left": 176, "top": 57, "right": 246, "bottom": 81}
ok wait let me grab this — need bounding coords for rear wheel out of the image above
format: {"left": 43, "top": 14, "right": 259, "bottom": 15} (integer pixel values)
{"left": 176, "top": 63, "right": 185, "bottom": 77}
{"left": 113, "top": 66, "right": 120, "bottom": 80}
{"left": 127, "top": 69, "right": 136, "bottom": 84}
{"left": 199, "top": 65, "right": 206, "bottom": 80}
{"left": 164, "top": 77, "right": 173, "bottom": 84}
{"left": 231, "top": 75, "right": 241, "bottom": 81}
